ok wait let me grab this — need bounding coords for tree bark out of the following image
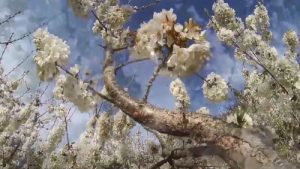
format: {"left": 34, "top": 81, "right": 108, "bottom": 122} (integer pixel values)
{"left": 103, "top": 44, "right": 298, "bottom": 169}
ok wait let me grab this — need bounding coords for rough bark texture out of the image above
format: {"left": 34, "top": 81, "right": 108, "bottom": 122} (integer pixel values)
{"left": 103, "top": 45, "right": 298, "bottom": 169}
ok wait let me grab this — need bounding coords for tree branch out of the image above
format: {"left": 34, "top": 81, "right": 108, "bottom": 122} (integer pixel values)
{"left": 134, "top": 0, "right": 161, "bottom": 11}
{"left": 142, "top": 59, "right": 165, "bottom": 102}
{"left": 91, "top": 10, "right": 108, "bottom": 32}
{"left": 150, "top": 146, "right": 208, "bottom": 169}
{"left": 0, "top": 33, "right": 14, "bottom": 63}
{"left": 102, "top": 44, "right": 298, "bottom": 169}
{"left": 3, "top": 51, "right": 32, "bottom": 77}
{"left": 0, "top": 11, "right": 21, "bottom": 26}
{"left": 115, "top": 58, "right": 149, "bottom": 72}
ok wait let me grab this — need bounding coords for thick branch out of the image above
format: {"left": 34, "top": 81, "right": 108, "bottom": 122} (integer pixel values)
{"left": 102, "top": 45, "right": 298, "bottom": 168}
{"left": 103, "top": 46, "right": 229, "bottom": 138}
{"left": 150, "top": 146, "right": 208, "bottom": 169}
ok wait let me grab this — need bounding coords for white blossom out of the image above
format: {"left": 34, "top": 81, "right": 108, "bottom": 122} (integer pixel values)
{"left": 94, "top": 112, "right": 113, "bottom": 142}
{"left": 113, "top": 110, "right": 134, "bottom": 139}
{"left": 196, "top": 107, "right": 210, "bottom": 115}
{"left": 107, "top": 28, "right": 130, "bottom": 49}
{"left": 253, "top": 4, "right": 270, "bottom": 34}
{"left": 21, "top": 129, "right": 38, "bottom": 153}
{"left": 166, "top": 42, "right": 210, "bottom": 76}
{"left": 40, "top": 121, "right": 65, "bottom": 155}
{"left": 245, "top": 14, "right": 257, "bottom": 31}
{"left": 241, "top": 29, "right": 262, "bottom": 50}
{"left": 130, "top": 9, "right": 177, "bottom": 60}
{"left": 169, "top": 78, "right": 190, "bottom": 109}
{"left": 0, "top": 107, "right": 10, "bottom": 130}
{"left": 183, "top": 18, "right": 203, "bottom": 40}
{"left": 245, "top": 3, "right": 271, "bottom": 41}
{"left": 226, "top": 112, "right": 253, "bottom": 127}
{"left": 216, "top": 28, "right": 235, "bottom": 45}
{"left": 295, "top": 79, "right": 300, "bottom": 90}
{"left": 53, "top": 72, "right": 99, "bottom": 112}
{"left": 69, "top": 64, "right": 80, "bottom": 75}
{"left": 244, "top": 71, "right": 271, "bottom": 97}
{"left": 78, "top": 115, "right": 97, "bottom": 144}
{"left": 33, "top": 28, "right": 70, "bottom": 81}
{"left": 131, "top": 8, "right": 210, "bottom": 78}
{"left": 202, "top": 72, "right": 228, "bottom": 102}
{"left": 68, "top": 0, "right": 94, "bottom": 18}
{"left": 92, "top": 4, "right": 134, "bottom": 33}
{"left": 3, "top": 103, "right": 34, "bottom": 134}
{"left": 274, "top": 58, "right": 299, "bottom": 86}
{"left": 283, "top": 30, "right": 299, "bottom": 58}
{"left": 211, "top": 0, "right": 241, "bottom": 31}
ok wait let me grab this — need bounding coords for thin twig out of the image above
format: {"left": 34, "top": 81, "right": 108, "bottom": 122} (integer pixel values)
{"left": 0, "top": 11, "right": 22, "bottom": 25}
{"left": 115, "top": 58, "right": 149, "bottom": 72}
{"left": 195, "top": 73, "right": 209, "bottom": 83}
{"left": 127, "top": 0, "right": 133, "bottom": 5}
{"left": 150, "top": 146, "right": 210, "bottom": 169}
{"left": 150, "top": 157, "right": 170, "bottom": 169}
{"left": 4, "top": 51, "right": 32, "bottom": 77}
{"left": 113, "top": 45, "right": 129, "bottom": 52}
{"left": 0, "top": 33, "right": 14, "bottom": 64}
{"left": 98, "top": 43, "right": 106, "bottom": 49}
{"left": 64, "top": 108, "right": 72, "bottom": 150}
{"left": 142, "top": 59, "right": 166, "bottom": 102}
{"left": 0, "top": 12, "right": 61, "bottom": 45}
{"left": 134, "top": 0, "right": 161, "bottom": 11}
{"left": 91, "top": 10, "right": 108, "bottom": 32}
{"left": 96, "top": 102, "right": 103, "bottom": 116}
{"left": 0, "top": 31, "right": 32, "bottom": 45}
{"left": 6, "top": 142, "right": 21, "bottom": 166}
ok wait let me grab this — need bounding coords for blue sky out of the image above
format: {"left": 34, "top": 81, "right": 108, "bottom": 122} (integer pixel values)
{"left": 0, "top": 0, "right": 299, "bottom": 140}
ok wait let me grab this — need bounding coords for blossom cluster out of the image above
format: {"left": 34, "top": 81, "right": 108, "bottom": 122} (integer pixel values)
{"left": 113, "top": 110, "right": 135, "bottom": 139}
{"left": 196, "top": 107, "right": 210, "bottom": 115}
{"left": 42, "top": 111, "right": 148, "bottom": 169}
{"left": 169, "top": 78, "right": 190, "bottom": 109}
{"left": 211, "top": 3, "right": 300, "bottom": 160}
{"left": 39, "top": 121, "right": 65, "bottom": 155}
{"left": 245, "top": 3, "right": 271, "bottom": 41}
{"left": 219, "top": 3, "right": 299, "bottom": 157}
{"left": 131, "top": 9, "right": 210, "bottom": 76}
{"left": 68, "top": 0, "right": 94, "bottom": 18}
{"left": 53, "top": 65, "right": 100, "bottom": 112}
{"left": 202, "top": 72, "right": 228, "bottom": 102}
{"left": 94, "top": 112, "right": 113, "bottom": 142}
{"left": 0, "top": 70, "right": 54, "bottom": 168}
{"left": 226, "top": 111, "right": 253, "bottom": 127}
{"left": 283, "top": 30, "right": 299, "bottom": 58}
{"left": 167, "top": 43, "right": 210, "bottom": 76}
{"left": 92, "top": 1, "right": 134, "bottom": 49}
{"left": 210, "top": 0, "right": 243, "bottom": 45}
{"left": 33, "top": 28, "right": 70, "bottom": 81}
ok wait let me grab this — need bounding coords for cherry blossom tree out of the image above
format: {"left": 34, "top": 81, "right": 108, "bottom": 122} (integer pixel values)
{"left": 0, "top": 0, "right": 300, "bottom": 168}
